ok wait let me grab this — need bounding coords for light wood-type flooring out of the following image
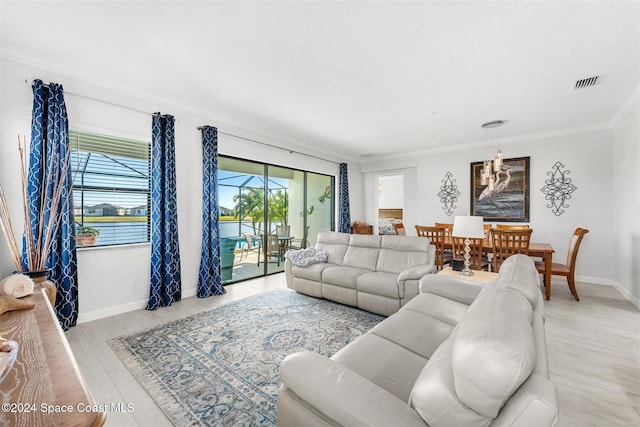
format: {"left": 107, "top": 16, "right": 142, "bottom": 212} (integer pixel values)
{"left": 66, "top": 275, "right": 640, "bottom": 426}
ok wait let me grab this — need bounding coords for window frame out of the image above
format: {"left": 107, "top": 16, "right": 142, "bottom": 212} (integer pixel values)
{"left": 69, "top": 129, "right": 151, "bottom": 248}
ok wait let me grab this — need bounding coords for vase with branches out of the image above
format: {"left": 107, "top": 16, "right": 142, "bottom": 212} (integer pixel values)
{"left": 0, "top": 136, "right": 72, "bottom": 277}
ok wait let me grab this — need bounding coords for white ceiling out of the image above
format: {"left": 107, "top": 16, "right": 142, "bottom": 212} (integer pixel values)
{"left": 1, "top": 1, "right": 638, "bottom": 161}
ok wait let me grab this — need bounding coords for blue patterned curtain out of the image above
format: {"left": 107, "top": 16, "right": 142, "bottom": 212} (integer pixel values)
{"left": 338, "top": 163, "right": 351, "bottom": 233}
{"left": 25, "top": 80, "right": 78, "bottom": 330}
{"left": 197, "top": 126, "right": 226, "bottom": 298}
{"left": 147, "top": 113, "right": 182, "bottom": 310}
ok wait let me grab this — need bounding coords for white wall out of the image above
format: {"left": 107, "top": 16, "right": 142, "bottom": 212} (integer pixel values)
{"left": 613, "top": 94, "right": 640, "bottom": 307}
{"left": 378, "top": 175, "right": 404, "bottom": 209}
{"left": 361, "top": 128, "right": 615, "bottom": 284}
{"left": 0, "top": 58, "right": 356, "bottom": 322}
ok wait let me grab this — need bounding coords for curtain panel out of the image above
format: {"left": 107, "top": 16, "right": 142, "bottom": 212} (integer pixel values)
{"left": 338, "top": 163, "right": 351, "bottom": 233}
{"left": 197, "top": 126, "right": 226, "bottom": 297}
{"left": 25, "top": 79, "right": 78, "bottom": 330}
{"left": 147, "top": 113, "right": 182, "bottom": 309}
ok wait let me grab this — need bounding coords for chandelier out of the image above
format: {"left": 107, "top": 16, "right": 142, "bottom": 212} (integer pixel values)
{"left": 480, "top": 120, "right": 504, "bottom": 190}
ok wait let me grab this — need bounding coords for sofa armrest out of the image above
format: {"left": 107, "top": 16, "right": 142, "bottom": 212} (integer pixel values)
{"left": 419, "top": 274, "right": 483, "bottom": 305}
{"left": 279, "top": 351, "right": 425, "bottom": 426}
{"left": 398, "top": 264, "right": 436, "bottom": 282}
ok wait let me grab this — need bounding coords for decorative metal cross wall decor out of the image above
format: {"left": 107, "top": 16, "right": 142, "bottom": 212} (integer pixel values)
{"left": 540, "top": 162, "right": 577, "bottom": 216}
{"left": 437, "top": 172, "right": 461, "bottom": 216}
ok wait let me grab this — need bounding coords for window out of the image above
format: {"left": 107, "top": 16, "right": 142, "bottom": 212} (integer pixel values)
{"left": 70, "top": 129, "right": 150, "bottom": 247}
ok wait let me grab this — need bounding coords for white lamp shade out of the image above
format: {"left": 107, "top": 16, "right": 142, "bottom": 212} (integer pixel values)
{"left": 452, "top": 215, "right": 485, "bottom": 239}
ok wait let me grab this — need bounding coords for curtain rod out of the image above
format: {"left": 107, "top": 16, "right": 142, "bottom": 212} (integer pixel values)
{"left": 27, "top": 79, "right": 340, "bottom": 165}
{"left": 26, "top": 79, "right": 153, "bottom": 117}
{"left": 197, "top": 126, "right": 340, "bottom": 165}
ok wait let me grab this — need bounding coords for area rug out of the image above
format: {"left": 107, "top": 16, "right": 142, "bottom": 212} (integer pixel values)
{"left": 109, "top": 289, "right": 384, "bottom": 426}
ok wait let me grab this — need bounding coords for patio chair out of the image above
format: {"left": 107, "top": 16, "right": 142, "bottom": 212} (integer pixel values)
{"left": 289, "top": 226, "right": 310, "bottom": 250}
{"left": 262, "top": 234, "right": 281, "bottom": 266}
{"left": 242, "top": 233, "right": 262, "bottom": 265}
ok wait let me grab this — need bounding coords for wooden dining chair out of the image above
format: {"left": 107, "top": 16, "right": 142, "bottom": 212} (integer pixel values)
{"left": 535, "top": 228, "right": 589, "bottom": 301}
{"left": 435, "top": 222, "right": 454, "bottom": 259}
{"left": 490, "top": 228, "right": 533, "bottom": 272}
{"left": 434, "top": 222, "right": 453, "bottom": 238}
{"left": 393, "top": 223, "right": 406, "bottom": 235}
{"left": 415, "top": 225, "right": 449, "bottom": 270}
{"left": 495, "top": 224, "right": 530, "bottom": 230}
{"left": 452, "top": 236, "right": 490, "bottom": 271}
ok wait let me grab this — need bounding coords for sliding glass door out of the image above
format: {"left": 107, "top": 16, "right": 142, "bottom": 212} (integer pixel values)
{"left": 305, "top": 172, "right": 334, "bottom": 247}
{"left": 218, "top": 157, "right": 334, "bottom": 283}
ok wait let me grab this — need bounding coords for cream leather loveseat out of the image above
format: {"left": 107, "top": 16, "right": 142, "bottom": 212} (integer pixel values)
{"left": 278, "top": 255, "right": 558, "bottom": 426}
{"left": 284, "top": 231, "right": 436, "bottom": 316}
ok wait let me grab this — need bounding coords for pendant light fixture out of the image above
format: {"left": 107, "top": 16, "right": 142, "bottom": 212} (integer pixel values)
{"left": 481, "top": 120, "right": 505, "bottom": 186}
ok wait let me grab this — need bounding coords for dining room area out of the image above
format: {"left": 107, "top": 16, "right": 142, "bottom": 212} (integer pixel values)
{"left": 410, "top": 217, "right": 587, "bottom": 302}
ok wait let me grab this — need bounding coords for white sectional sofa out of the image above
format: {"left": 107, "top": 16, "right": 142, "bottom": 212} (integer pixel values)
{"left": 284, "top": 231, "right": 436, "bottom": 316}
{"left": 277, "top": 254, "right": 558, "bottom": 426}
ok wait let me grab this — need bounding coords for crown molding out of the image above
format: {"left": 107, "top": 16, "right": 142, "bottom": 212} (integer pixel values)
{"left": 360, "top": 122, "right": 613, "bottom": 166}
{"left": 609, "top": 87, "right": 639, "bottom": 127}
{"left": 1, "top": 44, "right": 356, "bottom": 166}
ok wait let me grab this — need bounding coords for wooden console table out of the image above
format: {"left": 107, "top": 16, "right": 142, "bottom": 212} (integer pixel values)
{"left": 351, "top": 223, "right": 373, "bottom": 234}
{"left": 437, "top": 267, "right": 498, "bottom": 284}
{"left": 0, "top": 288, "right": 105, "bottom": 426}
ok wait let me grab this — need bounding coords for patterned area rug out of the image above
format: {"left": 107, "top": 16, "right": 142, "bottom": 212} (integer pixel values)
{"left": 109, "top": 289, "right": 384, "bottom": 426}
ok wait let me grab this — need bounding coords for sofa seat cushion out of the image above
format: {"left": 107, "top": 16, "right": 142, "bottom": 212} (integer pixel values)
{"left": 356, "top": 272, "right": 400, "bottom": 298}
{"left": 331, "top": 333, "right": 428, "bottom": 403}
{"left": 291, "top": 262, "right": 332, "bottom": 282}
{"left": 370, "top": 293, "right": 467, "bottom": 360}
{"left": 322, "top": 265, "right": 371, "bottom": 288}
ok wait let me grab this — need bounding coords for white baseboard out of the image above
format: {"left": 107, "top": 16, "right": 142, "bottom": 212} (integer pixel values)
{"left": 575, "top": 275, "right": 640, "bottom": 309}
{"left": 575, "top": 274, "right": 614, "bottom": 286}
{"left": 77, "top": 286, "right": 199, "bottom": 324}
{"left": 77, "top": 299, "right": 149, "bottom": 324}
{"left": 611, "top": 280, "right": 640, "bottom": 310}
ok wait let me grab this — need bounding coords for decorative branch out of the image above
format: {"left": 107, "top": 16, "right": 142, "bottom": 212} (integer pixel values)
{"left": 437, "top": 172, "right": 461, "bottom": 216}
{"left": 540, "top": 161, "right": 577, "bottom": 216}
{"left": 0, "top": 135, "right": 72, "bottom": 272}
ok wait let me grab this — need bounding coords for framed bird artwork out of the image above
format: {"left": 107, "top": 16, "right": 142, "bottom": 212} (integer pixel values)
{"left": 470, "top": 156, "right": 530, "bottom": 222}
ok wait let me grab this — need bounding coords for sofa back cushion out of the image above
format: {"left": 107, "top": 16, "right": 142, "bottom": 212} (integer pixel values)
{"left": 452, "top": 288, "right": 536, "bottom": 418}
{"left": 476, "top": 254, "right": 540, "bottom": 308}
{"left": 315, "top": 232, "right": 350, "bottom": 265}
{"left": 342, "top": 234, "right": 382, "bottom": 271}
{"left": 409, "top": 332, "right": 491, "bottom": 427}
{"left": 376, "top": 235, "right": 431, "bottom": 274}
{"left": 409, "top": 279, "right": 536, "bottom": 425}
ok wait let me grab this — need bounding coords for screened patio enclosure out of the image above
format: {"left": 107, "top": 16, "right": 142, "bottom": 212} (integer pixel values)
{"left": 70, "top": 129, "right": 150, "bottom": 247}
{"left": 219, "top": 156, "right": 334, "bottom": 283}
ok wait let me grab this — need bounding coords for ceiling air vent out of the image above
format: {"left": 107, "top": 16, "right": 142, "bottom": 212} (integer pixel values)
{"left": 574, "top": 75, "right": 600, "bottom": 90}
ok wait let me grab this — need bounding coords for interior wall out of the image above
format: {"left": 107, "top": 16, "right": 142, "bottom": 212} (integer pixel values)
{"left": 361, "top": 128, "right": 615, "bottom": 284}
{"left": 0, "top": 57, "right": 352, "bottom": 322}
{"left": 613, "top": 95, "right": 640, "bottom": 306}
{"left": 378, "top": 175, "right": 404, "bottom": 209}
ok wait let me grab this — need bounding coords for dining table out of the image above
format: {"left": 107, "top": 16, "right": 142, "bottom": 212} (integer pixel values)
{"left": 443, "top": 239, "right": 555, "bottom": 300}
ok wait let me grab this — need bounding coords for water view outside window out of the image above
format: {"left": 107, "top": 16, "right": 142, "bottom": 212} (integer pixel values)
{"left": 218, "top": 156, "right": 334, "bottom": 283}
{"left": 70, "top": 130, "right": 150, "bottom": 247}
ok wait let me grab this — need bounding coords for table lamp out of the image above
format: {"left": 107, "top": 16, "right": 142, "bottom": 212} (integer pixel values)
{"left": 452, "top": 215, "right": 486, "bottom": 277}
